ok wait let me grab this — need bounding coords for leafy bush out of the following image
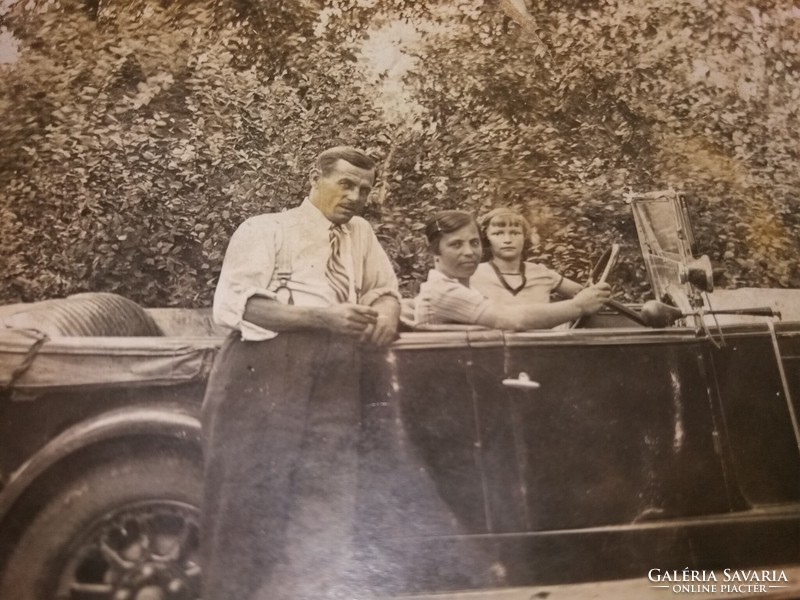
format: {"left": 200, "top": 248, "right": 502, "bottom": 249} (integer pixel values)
{"left": 1, "top": 0, "right": 798, "bottom": 306}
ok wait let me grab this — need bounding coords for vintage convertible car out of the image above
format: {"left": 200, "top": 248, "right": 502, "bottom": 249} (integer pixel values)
{"left": 0, "top": 191, "right": 798, "bottom": 599}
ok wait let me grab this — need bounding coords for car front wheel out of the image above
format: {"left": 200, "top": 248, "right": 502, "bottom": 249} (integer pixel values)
{"left": 0, "top": 446, "right": 203, "bottom": 600}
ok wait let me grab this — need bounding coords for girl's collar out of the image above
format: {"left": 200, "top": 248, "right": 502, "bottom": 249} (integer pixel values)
{"left": 488, "top": 260, "right": 526, "bottom": 295}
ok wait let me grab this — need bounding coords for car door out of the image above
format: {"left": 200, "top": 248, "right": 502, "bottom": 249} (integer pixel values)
{"left": 479, "top": 328, "right": 732, "bottom": 534}
{"left": 469, "top": 326, "right": 800, "bottom": 586}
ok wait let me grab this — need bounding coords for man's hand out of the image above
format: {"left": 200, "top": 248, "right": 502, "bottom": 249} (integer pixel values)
{"left": 572, "top": 282, "right": 612, "bottom": 316}
{"left": 321, "top": 304, "right": 378, "bottom": 336}
{"left": 360, "top": 295, "right": 400, "bottom": 347}
{"left": 361, "top": 315, "right": 398, "bottom": 346}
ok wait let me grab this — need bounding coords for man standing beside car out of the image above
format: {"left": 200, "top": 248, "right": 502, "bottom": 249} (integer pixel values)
{"left": 202, "top": 146, "right": 400, "bottom": 600}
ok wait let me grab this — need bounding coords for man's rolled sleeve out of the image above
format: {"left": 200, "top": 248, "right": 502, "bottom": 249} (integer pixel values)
{"left": 357, "top": 226, "right": 400, "bottom": 307}
{"left": 360, "top": 286, "right": 400, "bottom": 307}
{"left": 213, "top": 217, "right": 279, "bottom": 341}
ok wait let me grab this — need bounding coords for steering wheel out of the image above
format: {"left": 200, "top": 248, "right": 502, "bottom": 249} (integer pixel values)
{"left": 570, "top": 245, "right": 648, "bottom": 328}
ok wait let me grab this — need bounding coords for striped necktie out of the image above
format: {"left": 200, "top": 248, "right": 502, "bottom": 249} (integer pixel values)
{"left": 326, "top": 224, "right": 350, "bottom": 303}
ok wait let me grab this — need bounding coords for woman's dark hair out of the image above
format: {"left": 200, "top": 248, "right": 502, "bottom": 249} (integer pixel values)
{"left": 424, "top": 210, "right": 479, "bottom": 255}
{"left": 478, "top": 207, "right": 533, "bottom": 261}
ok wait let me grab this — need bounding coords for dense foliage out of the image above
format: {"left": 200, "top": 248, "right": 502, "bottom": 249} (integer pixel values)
{"left": 1, "top": 0, "right": 798, "bottom": 306}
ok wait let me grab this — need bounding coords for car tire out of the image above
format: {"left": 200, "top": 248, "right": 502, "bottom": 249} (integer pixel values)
{"left": 0, "top": 446, "right": 202, "bottom": 600}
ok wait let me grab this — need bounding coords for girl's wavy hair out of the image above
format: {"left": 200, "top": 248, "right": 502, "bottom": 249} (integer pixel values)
{"left": 478, "top": 207, "right": 533, "bottom": 261}
{"left": 424, "top": 210, "right": 479, "bottom": 255}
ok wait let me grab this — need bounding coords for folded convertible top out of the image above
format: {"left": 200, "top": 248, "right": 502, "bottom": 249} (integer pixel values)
{"left": 0, "top": 329, "right": 222, "bottom": 391}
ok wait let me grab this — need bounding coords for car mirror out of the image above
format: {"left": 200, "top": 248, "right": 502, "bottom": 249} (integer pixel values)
{"left": 680, "top": 255, "right": 714, "bottom": 293}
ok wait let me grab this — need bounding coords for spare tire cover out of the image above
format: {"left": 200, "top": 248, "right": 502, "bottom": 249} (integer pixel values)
{"left": 1, "top": 293, "right": 162, "bottom": 337}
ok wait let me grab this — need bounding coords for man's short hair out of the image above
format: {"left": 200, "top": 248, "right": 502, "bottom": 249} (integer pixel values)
{"left": 317, "top": 146, "right": 376, "bottom": 176}
{"left": 424, "top": 210, "right": 479, "bottom": 255}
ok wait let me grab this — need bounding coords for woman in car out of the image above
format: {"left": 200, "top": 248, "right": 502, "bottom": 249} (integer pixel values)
{"left": 414, "top": 210, "right": 610, "bottom": 329}
{"left": 471, "top": 207, "right": 583, "bottom": 304}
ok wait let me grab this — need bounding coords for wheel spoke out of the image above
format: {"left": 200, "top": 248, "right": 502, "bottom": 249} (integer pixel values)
{"left": 99, "top": 539, "right": 134, "bottom": 571}
{"left": 55, "top": 501, "right": 201, "bottom": 600}
{"left": 172, "top": 520, "right": 200, "bottom": 563}
{"left": 138, "top": 510, "right": 198, "bottom": 563}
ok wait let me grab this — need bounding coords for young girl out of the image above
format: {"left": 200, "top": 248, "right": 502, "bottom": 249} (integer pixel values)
{"left": 471, "top": 208, "right": 583, "bottom": 304}
{"left": 414, "top": 210, "right": 610, "bottom": 329}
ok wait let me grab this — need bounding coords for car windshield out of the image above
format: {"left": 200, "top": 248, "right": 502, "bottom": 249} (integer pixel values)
{"left": 628, "top": 191, "right": 694, "bottom": 303}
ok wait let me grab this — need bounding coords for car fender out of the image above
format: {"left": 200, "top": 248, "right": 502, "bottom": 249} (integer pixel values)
{"left": 0, "top": 405, "right": 202, "bottom": 526}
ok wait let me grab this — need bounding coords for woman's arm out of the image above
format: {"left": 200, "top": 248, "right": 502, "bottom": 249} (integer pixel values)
{"left": 477, "top": 282, "right": 611, "bottom": 330}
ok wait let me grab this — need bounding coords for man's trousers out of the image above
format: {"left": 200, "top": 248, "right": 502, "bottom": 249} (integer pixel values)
{"left": 201, "top": 331, "right": 361, "bottom": 600}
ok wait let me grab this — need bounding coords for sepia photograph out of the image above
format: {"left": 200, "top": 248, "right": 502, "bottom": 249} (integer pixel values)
{"left": 1, "top": 0, "right": 799, "bottom": 598}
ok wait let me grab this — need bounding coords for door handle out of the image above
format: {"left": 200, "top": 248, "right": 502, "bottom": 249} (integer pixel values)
{"left": 502, "top": 372, "right": 540, "bottom": 390}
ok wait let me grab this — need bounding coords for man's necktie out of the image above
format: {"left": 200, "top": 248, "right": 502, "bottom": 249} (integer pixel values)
{"left": 326, "top": 224, "right": 350, "bottom": 303}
